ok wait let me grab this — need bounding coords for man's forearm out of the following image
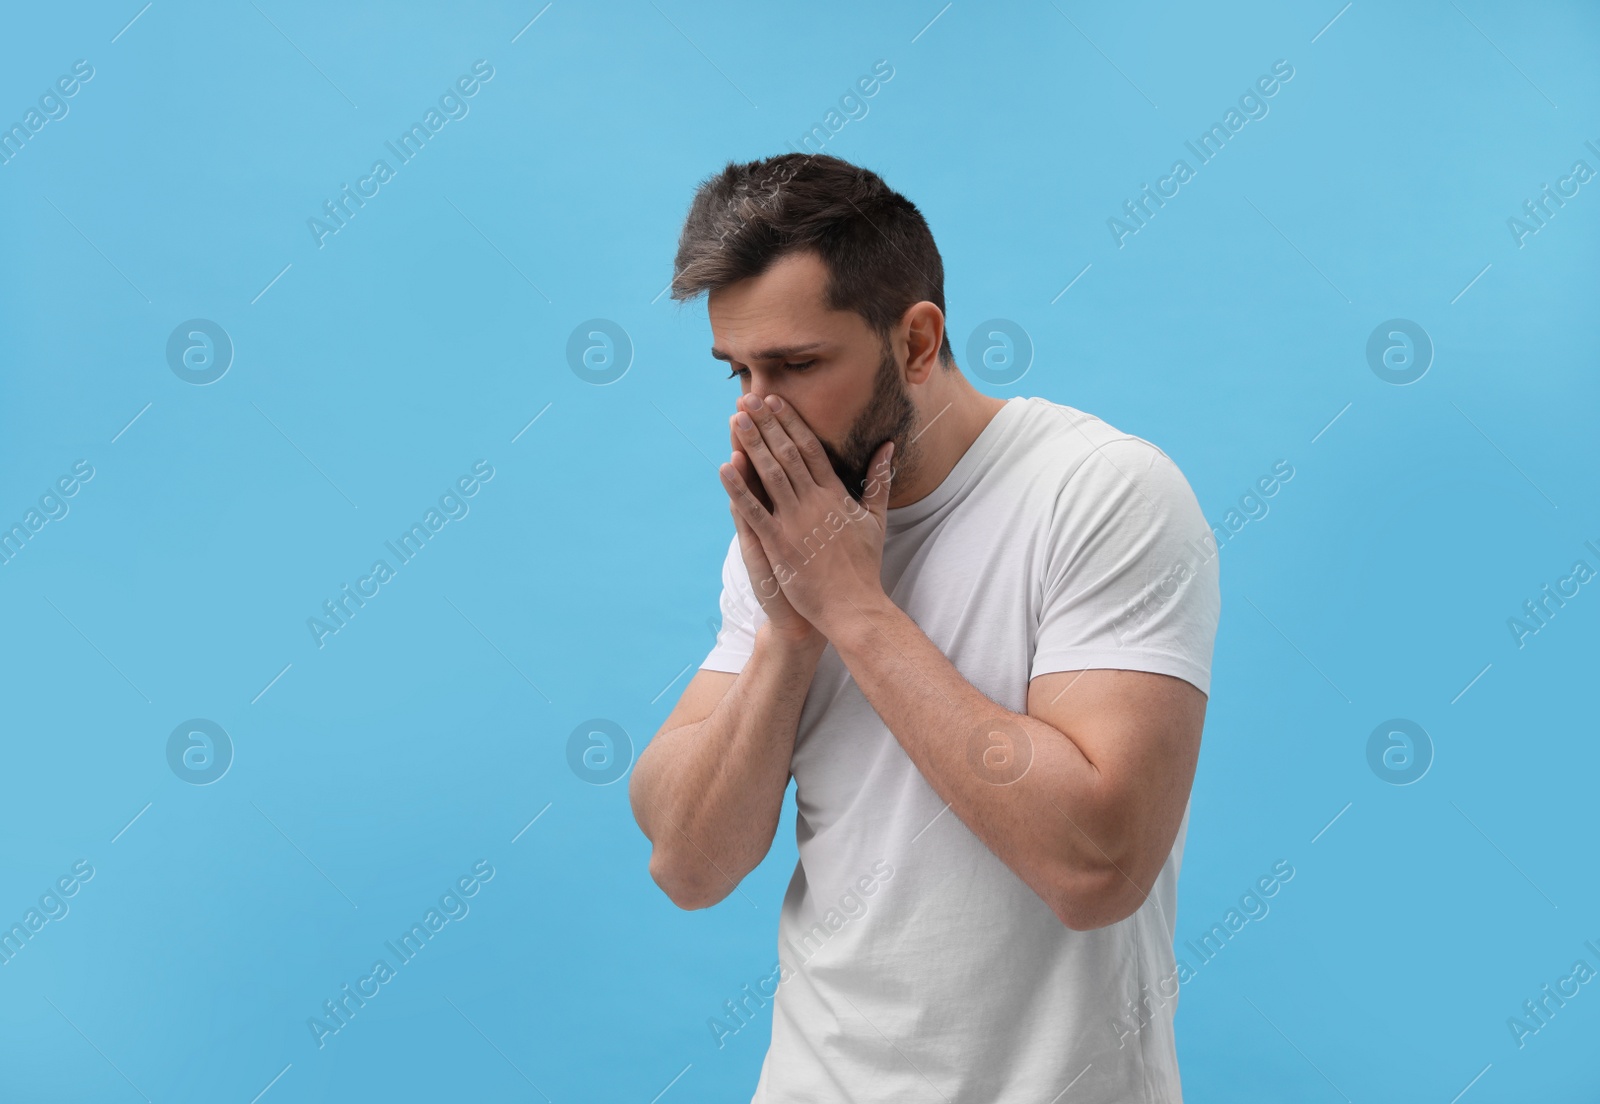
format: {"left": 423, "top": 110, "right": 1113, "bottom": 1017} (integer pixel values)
{"left": 634, "top": 623, "right": 825, "bottom": 908}
{"left": 826, "top": 594, "right": 1135, "bottom": 927}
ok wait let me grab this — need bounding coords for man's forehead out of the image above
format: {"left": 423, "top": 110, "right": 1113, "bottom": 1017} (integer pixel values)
{"left": 708, "top": 292, "right": 835, "bottom": 363}
{"left": 704, "top": 251, "right": 882, "bottom": 362}
{"left": 709, "top": 254, "right": 827, "bottom": 317}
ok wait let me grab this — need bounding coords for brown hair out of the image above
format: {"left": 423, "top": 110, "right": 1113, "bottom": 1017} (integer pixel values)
{"left": 670, "top": 153, "right": 954, "bottom": 367}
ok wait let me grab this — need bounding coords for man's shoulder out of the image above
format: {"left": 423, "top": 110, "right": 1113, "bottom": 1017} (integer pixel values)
{"left": 1011, "top": 396, "right": 1184, "bottom": 489}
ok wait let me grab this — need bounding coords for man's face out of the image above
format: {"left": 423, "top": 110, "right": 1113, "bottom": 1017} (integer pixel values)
{"left": 708, "top": 250, "right": 918, "bottom": 503}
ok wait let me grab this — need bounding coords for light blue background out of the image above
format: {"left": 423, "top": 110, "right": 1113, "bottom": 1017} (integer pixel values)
{"left": 2, "top": 1, "right": 1597, "bottom": 1101}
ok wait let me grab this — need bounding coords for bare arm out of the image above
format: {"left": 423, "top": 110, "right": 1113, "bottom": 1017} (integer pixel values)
{"left": 827, "top": 596, "right": 1206, "bottom": 930}
{"left": 629, "top": 621, "right": 825, "bottom": 910}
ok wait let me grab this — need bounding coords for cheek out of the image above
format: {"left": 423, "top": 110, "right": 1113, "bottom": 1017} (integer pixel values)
{"left": 807, "top": 370, "right": 870, "bottom": 435}
{"left": 785, "top": 388, "right": 844, "bottom": 447}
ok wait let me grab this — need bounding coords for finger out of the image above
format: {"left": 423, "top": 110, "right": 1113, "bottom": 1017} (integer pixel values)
{"left": 727, "top": 425, "right": 764, "bottom": 507}
{"left": 730, "top": 447, "right": 772, "bottom": 513}
{"left": 729, "top": 502, "right": 780, "bottom": 601}
{"left": 719, "top": 453, "right": 779, "bottom": 544}
{"left": 729, "top": 499, "right": 768, "bottom": 565}
{"left": 722, "top": 456, "right": 802, "bottom": 574}
{"left": 746, "top": 395, "right": 815, "bottom": 494}
{"left": 860, "top": 439, "right": 895, "bottom": 525}
{"left": 732, "top": 408, "right": 797, "bottom": 510}
{"left": 759, "top": 394, "right": 837, "bottom": 489}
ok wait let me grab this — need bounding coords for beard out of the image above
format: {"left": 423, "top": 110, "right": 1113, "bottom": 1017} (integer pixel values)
{"left": 817, "top": 339, "right": 919, "bottom": 505}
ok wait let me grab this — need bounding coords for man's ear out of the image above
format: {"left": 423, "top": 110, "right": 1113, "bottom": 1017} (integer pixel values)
{"left": 901, "top": 301, "right": 946, "bottom": 385}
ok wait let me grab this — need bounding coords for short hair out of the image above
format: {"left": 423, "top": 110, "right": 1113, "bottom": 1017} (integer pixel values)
{"left": 670, "top": 153, "right": 954, "bottom": 367}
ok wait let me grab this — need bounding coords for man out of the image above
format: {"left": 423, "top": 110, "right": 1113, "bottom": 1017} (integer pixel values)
{"left": 628, "top": 152, "right": 1221, "bottom": 1102}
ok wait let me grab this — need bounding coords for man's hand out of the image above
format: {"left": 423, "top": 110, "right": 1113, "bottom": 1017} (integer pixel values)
{"left": 718, "top": 393, "right": 895, "bottom": 640}
{"left": 726, "top": 412, "right": 823, "bottom": 646}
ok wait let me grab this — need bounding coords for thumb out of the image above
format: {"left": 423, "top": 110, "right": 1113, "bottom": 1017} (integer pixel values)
{"left": 861, "top": 439, "right": 895, "bottom": 524}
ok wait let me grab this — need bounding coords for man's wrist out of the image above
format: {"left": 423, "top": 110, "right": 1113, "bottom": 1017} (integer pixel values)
{"left": 757, "top": 621, "right": 829, "bottom": 665}
{"left": 818, "top": 590, "right": 898, "bottom": 658}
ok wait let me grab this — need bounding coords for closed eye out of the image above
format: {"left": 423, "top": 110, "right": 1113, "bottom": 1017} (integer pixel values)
{"left": 726, "top": 360, "right": 815, "bottom": 380}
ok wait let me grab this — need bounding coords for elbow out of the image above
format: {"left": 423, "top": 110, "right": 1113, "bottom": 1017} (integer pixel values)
{"left": 648, "top": 850, "right": 730, "bottom": 911}
{"left": 631, "top": 753, "right": 729, "bottom": 911}
{"left": 1049, "top": 861, "right": 1150, "bottom": 932}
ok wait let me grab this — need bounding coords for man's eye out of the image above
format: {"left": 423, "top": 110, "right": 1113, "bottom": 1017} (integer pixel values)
{"left": 725, "top": 360, "right": 813, "bottom": 380}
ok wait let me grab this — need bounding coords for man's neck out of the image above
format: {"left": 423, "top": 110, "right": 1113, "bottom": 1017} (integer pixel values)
{"left": 887, "top": 377, "right": 1009, "bottom": 510}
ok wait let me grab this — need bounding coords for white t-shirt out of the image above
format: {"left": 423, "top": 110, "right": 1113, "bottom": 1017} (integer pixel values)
{"left": 700, "top": 395, "right": 1221, "bottom": 1103}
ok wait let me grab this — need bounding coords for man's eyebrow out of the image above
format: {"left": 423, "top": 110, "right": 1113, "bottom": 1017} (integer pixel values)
{"left": 709, "top": 342, "right": 827, "bottom": 363}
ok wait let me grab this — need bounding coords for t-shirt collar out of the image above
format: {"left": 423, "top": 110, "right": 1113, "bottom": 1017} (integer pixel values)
{"left": 885, "top": 396, "right": 1028, "bottom": 532}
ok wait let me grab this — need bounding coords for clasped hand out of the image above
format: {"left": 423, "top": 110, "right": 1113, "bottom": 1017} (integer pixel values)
{"left": 718, "top": 392, "right": 894, "bottom": 642}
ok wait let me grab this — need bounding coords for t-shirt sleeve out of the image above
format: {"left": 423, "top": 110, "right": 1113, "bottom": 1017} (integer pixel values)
{"left": 1030, "top": 437, "right": 1221, "bottom": 696}
{"left": 700, "top": 532, "right": 768, "bottom": 673}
